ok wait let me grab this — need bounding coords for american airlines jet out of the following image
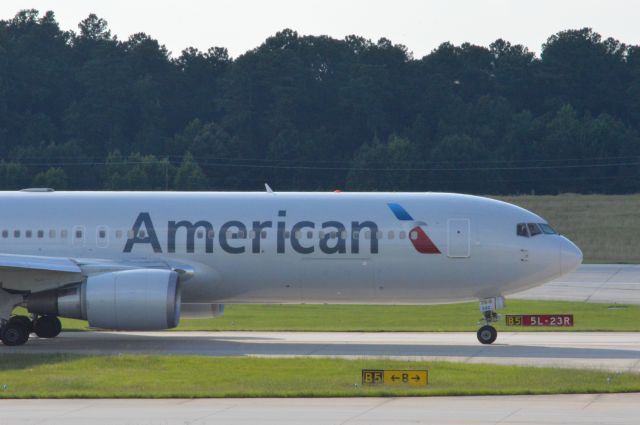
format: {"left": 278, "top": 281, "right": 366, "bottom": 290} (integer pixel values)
{"left": 0, "top": 189, "right": 582, "bottom": 346}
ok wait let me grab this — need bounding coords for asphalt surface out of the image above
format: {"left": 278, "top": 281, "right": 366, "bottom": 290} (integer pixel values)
{"left": 2, "top": 331, "right": 639, "bottom": 372}
{"left": 2, "top": 264, "right": 639, "bottom": 373}
{"left": 1, "top": 394, "right": 639, "bottom": 425}
{"left": 2, "top": 264, "right": 639, "bottom": 425}
{"left": 513, "top": 264, "right": 640, "bottom": 304}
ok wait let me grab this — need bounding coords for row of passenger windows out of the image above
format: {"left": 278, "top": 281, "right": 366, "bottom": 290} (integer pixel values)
{"left": 0, "top": 228, "right": 422, "bottom": 241}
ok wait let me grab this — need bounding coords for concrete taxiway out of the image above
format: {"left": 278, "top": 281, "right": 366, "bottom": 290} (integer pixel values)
{"left": 1, "top": 394, "right": 639, "bottom": 425}
{"left": 4, "top": 331, "right": 640, "bottom": 372}
{"left": 2, "top": 264, "right": 639, "bottom": 371}
{"left": 513, "top": 264, "right": 640, "bottom": 304}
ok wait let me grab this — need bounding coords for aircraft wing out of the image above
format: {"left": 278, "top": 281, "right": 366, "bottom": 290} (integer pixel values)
{"left": 0, "top": 254, "right": 193, "bottom": 293}
{"left": 0, "top": 253, "right": 82, "bottom": 273}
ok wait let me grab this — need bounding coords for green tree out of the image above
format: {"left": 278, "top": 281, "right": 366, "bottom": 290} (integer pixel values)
{"left": 173, "top": 152, "right": 208, "bottom": 190}
{"left": 104, "top": 151, "right": 173, "bottom": 190}
{"left": 32, "top": 167, "right": 68, "bottom": 189}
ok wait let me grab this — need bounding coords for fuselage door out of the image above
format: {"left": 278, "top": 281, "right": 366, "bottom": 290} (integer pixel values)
{"left": 447, "top": 218, "right": 470, "bottom": 258}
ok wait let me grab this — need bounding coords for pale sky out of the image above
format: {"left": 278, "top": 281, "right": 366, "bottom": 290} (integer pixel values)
{"left": 1, "top": 0, "right": 639, "bottom": 58}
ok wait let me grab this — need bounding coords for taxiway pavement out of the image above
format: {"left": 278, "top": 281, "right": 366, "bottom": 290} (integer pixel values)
{"left": 513, "top": 264, "right": 640, "bottom": 304}
{"left": 1, "top": 394, "right": 638, "bottom": 425}
{"left": 5, "top": 331, "right": 640, "bottom": 372}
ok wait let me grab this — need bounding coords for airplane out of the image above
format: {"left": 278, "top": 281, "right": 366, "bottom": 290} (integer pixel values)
{"left": 0, "top": 188, "right": 582, "bottom": 346}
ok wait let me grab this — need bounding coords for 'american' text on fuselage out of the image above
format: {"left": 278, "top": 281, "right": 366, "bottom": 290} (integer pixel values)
{"left": 123, "top": 212, "right": 380, "bottom": 255}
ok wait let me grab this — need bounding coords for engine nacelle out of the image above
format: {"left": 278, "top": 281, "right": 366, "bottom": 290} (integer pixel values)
{"left": 27, "top": 269, "right": 181, "bottom": 330}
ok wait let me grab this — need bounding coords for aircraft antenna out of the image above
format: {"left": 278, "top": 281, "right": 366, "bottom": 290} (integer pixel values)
{"left": 265, "top": 183, "right": 274, "bottom": 193}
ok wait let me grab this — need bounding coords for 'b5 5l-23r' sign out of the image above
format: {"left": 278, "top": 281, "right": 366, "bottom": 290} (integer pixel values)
{"left": 505, "top": 314, "right": 574, "bottom": 327}
{"left": 362, "top": 369, "right": 428, "bottom": 386}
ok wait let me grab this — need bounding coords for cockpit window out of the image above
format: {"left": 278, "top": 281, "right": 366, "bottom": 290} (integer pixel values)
{"left": 527, "top": 223, "right": 542, "bottom": 236}
{"left": 518, "top": 222, "right": 557, "bottom": 237}
{"left": 539, "top": 223, "right": 557, "bottom": 234}
{"left": 517, "top": 223, "right": 529, "bottom": 237}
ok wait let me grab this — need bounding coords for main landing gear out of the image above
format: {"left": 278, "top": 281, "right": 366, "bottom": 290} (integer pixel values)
{"left": 476, "top": 297, "right": 504, "bottom": 345}
{"left": 0, "top": 314, "right": 62, "bottom": 346}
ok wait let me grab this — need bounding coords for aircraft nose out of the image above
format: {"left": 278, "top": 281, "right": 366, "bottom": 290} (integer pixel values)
{"left": 560, "top": 237, "right": 583, "bottom": 274}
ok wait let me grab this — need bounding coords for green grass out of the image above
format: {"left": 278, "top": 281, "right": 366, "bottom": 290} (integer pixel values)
{"left": 49, "top": 300, "right": 640, "bottom": 332}
{"left": 0, "top": 355, "right": 638, "bottom": 398}
{"left": 496, "top": 194, "right": 640, "bottom": 263}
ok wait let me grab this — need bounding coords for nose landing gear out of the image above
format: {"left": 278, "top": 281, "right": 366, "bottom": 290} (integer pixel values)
{"left": 477, "top": 297, "right": 504, "bottom": 345}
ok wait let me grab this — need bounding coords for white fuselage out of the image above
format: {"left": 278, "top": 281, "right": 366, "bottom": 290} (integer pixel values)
{"left": 0, "top": 191, "right": 582, "bottom": 304}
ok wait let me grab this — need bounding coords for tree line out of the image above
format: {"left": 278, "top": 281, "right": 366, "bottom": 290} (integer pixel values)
{"left": 1, "top": 9, "right": 640, "bottom": 194}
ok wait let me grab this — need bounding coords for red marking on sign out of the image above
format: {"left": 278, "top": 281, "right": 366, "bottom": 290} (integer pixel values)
{"left": 505, "top": 314, "right": 574, "bottom": 327}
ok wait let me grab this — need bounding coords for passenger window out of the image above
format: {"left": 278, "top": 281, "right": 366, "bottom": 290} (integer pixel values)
{"left": 60, "top": 229, "right": 68, "bottom": 239}
{"left": 377, "top": 231, "right": 383, "bottom": 240}
{"left": 1, "top": 230, "right": 7, "bottom": 238}
{"left": 517, "top": 223, "right": 529, "bottom": 237}
{"left": 208, "top": 230, "right": 215, "bottom": 239}
{"left": 96, "top": 226, "right": 109, "bottom": 248}
{"left": 527, "top": 223, "right": 542, "bottom": 237}
{"left": 138, "top": 230, "right": 146, "bottom": 238}
{"left": 127, "top": 230, "right": 134, "bottom": 239}
{"left": 75, "top": 229, "right": 83, "bottom": 239}
{"left": 340, "top": 231, "right": 347, "bottom": 239}
{"left": 399, "top": 231, "right": 406, "bottom": 240}
{"left": 294, "top": 231, "right": 301, "bottom": 239}
{"left": 26, "top": 230, "right": 32, "bottom": 238}
{"left": 318, "top": 231, "right": 325, "bottom": 239}
{"left": 261, "top": 230, "right": 267, "bottom": 239}
{"left": 49, "top": 229, "right": 56, "bottom": 238}
{"left": 37, "top": 230, "right": 44, "bottom": 238}
{"left": 284, "top": 230, "right": 290, "bottom": 239}
{"left": 388, "top": 230, "right": 395, "bottom": 240}
{"left": 115, "top": 230, "right": 122, "bottom": 239}
{"left": 410, "top": 231, "right": 418, "bottom": 241}
{"left": 197, "top": 230, "right": 204, "bottom": 239}
{"left": 307, "top": 231, "right": 313, "bottom": 239}
{"left": 352, "top": 231, "right": 359, "bottom": 239}
{"left": 14, "top": 230, "right": 20, "bottom": 238}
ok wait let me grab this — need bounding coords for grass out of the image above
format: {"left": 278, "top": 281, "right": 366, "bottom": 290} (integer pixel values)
{"left": 0, "top": 355, "right": 638, "bottom": 398}
{"left": 496, "top": 194, "right": 640, "bottom": 263}
{"left": 48, "top": 300, "right": 640, "bottom": 332}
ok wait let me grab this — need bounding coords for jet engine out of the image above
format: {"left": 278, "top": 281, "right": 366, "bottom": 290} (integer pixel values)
{"left": 26, "top": 269, "right": 181, "bottom": 330}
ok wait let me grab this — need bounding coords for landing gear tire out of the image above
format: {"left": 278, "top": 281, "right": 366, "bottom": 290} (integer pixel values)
{"left": 9, "top": 315, "right": 33, "bottom": 334}
{"left": 477, "top": 325, "right": 497, "bottom": 345}
{"left": 33, "top": 315, "right": 62, "bottom": 339}
{"left": 1, "top": 322, "right": 30, "bottom": 346}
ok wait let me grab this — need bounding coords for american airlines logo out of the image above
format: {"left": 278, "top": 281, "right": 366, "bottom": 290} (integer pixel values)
{"left": 123, "top": 205, "right": 440, "bottom": 255}
{"left": 387, "top": 203, "right": 441, "bottom": 254}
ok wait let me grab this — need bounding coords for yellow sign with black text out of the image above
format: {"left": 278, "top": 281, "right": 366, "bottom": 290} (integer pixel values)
{"left": 361, "top": 369, "right": 428, "bottom": 386}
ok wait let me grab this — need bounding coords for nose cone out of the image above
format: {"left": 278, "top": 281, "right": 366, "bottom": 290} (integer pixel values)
{"left": 560, "top": 237, "right": 583, "bottom": 274}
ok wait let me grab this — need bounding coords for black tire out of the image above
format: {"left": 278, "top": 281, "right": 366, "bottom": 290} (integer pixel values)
{"left": 477, "top": 325, "right": 498, "bottom": 345}
{"left": 9, "top": 315, "right": 33, "bottom": 334}
{"left": 33, "top": 315, "right": 62, "bottom": 339}
{"left": 1, "top": 322, "right": 30, "bottom": 346}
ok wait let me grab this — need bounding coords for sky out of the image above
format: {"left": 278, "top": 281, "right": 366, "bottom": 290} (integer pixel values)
{"left": 1, "top": 0, "right": 639, "bottom": 58}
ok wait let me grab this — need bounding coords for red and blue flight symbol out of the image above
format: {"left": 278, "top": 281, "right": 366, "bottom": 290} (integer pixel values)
{"left": 387, "top": 203, "right": 441, "bottom": 254}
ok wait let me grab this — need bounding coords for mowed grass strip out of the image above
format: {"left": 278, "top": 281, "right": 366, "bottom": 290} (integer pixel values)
{"left": 50, "top": 300, "right": 640, "bottom": 332}
{"left": 0, "top": 355, "right": 638, "bottom": 398}
{"left": 496, "top": 194, "right": 640, "bottom": 264}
